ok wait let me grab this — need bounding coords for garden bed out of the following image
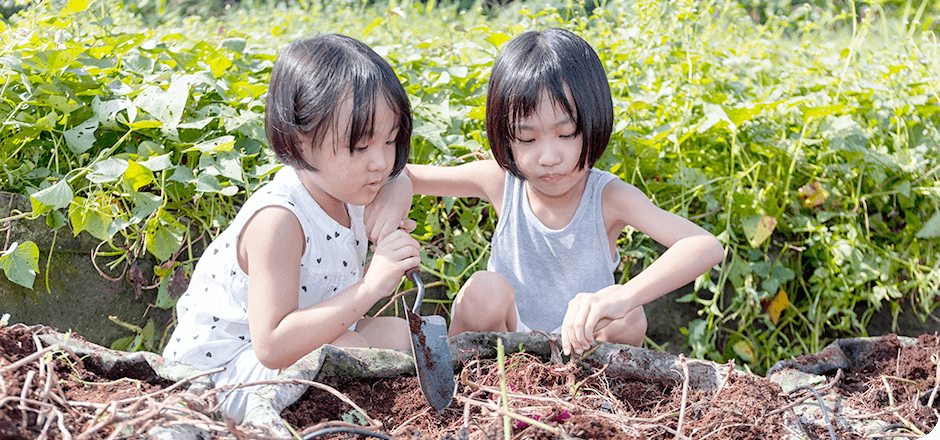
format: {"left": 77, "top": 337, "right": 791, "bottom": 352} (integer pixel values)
{"left": 0, "top": 324, "right": 936, "bottom": 439}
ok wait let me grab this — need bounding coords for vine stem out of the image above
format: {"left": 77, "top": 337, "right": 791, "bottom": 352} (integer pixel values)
{"left": 0, "top": 211, "right": 29, "bottom": 226}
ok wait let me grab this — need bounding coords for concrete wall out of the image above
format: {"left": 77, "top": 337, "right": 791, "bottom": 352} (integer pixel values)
{"left": 0, "top": 192, "right": 172, "bottom": 348}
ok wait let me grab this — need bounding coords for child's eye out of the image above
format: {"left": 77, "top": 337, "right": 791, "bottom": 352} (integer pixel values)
{"left": 560, "top": 133, "right": 576, "bottom": 139}
{"left": 515, "top": 138, "right": 535, "bottom": 144}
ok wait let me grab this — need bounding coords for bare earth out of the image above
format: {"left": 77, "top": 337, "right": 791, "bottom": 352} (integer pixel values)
{"left": 0, "top": 324, "right": 937, "bottom": 439}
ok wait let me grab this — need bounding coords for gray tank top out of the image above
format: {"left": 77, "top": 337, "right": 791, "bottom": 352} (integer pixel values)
{"left": 488, "top": 168, "right": 619, "bottom": 332}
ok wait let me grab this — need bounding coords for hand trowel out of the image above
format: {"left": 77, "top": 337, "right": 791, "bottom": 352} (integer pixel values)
{"left": 403, "top": 269, "right": 455, "bottom": 411}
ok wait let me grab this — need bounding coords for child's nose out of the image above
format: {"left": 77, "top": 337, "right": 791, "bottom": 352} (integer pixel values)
{"left": 538, "top": 143, "right": 563, "bottom": 167}
{"left": 368, "top": 144, "right": 392, "bottom": 171}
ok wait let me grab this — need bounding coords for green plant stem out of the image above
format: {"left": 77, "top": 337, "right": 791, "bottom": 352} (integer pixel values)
{"left": 66, "top": 129, "right": 136, "bottom": 185}
{"left": 44, "top": 229, "right": 56, "bottom": 293}
{"left": 67, "top": 375, "right": 144, "bottom": 388}
{"left": 0, "top": 212, "right": 30, "bottom": 224}
{"left": 282, "top": 420, "right": 304, "bottom": 440}
{"left": 108, "top": 315, "right": 143, "bottom": 333}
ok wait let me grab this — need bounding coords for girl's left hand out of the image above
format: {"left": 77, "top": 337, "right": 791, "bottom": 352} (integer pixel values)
{"left": 364, "top": 174, "right": 414, "bottom": 243}
{"left": 561, "top": 285, "right": 626, "bottom": 356}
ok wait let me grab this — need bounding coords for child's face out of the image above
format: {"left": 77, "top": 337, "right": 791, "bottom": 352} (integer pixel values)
{"left": 510, "top": 93, "right": 587, "bottom": 199}
{"left": 298, "top": 97, "right": 399, "bottom": 212}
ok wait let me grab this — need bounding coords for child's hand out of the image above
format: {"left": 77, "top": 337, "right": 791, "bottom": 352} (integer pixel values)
{"left": 364, "top": 174, "right": 413, "bottom": 243}
{"left": 560, "top": 285, "right": 627, "bottom": 356}
{"left": 363, "top": 229, "right": 421, "bottom": 299}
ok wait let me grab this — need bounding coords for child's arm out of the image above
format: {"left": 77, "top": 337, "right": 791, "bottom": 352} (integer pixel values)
{"left": 240, "top": 206, "right": 420, "bottom": 370}
{"left": 406, "top": 160, "right": 506, "bottom": 206}
{"left": 365, "top": 160, "right": 506, "bottom": 237}
{"left": 364, "top": 173, "right": 416, "bottom": 242}
{"left": 561, "top": 180, "right": 725, "bottom": 355}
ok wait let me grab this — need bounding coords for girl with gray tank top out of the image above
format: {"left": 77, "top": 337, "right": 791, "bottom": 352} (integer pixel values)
{"left": 376, "top": 28, "right": 725, "bottom": 357}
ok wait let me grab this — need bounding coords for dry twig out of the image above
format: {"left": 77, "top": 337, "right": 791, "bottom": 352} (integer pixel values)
{"left": 675, "top": 354, "right": 690, "bottom": 440}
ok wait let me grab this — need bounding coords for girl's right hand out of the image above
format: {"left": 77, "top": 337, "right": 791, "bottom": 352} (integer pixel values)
{"left": 362, "top": 229, "right": 421, "bottom": 299}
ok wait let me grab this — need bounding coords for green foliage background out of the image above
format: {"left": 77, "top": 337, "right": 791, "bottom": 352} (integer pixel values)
{"left": 1, "top": 0, "right": 938, "bottom": 373}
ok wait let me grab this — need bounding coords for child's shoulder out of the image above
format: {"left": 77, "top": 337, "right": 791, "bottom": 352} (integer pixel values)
{"left": 595, "top": 169, "right": 651, "bottom": 208}
{"left": 235, "top": 167, "right": 321, "bottom": 222}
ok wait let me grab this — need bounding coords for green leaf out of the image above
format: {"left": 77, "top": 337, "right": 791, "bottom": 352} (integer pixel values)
{"left": 193, "top": 173, "right": 223, "bottom": 193}
{"left": 63, "top": 117, "right": 98, "bottom": 155}
{"left": 731, "top": 340, "right": 755, "bottom": 363}
{"left": 35, "top": 111, "right": 58, "bottom": 132}
{"left": 141, "top": 319, "right": 155, "bottom": 351}
{"left": 362, "top": 18, "right": 383, "bottom": 37}
{"left": 110, "top": 336, "right": 137, "bottom": 351}
{"left": 35, "top": 50, "right": 74, "bottom": 72}
{"left": 63, "top": 0, "right": 89, "bottom": 14}
{"left": 138, "top": 154, "right": 173, "bottom": 172}
{"left": 685, "top": 319, "right": 710, "bottom": 358}
{"left": 486, "top": 32, "right": 511, "bottom": 48}
{"left": 40, "top": 94, "right": 82, "bottom": 114}
{"left": 129, "top": 120, "right": 163, "bottom": 130}
{"left": 801, "top": 104, "right": 847, "bottom": 123}
{"left": 91, "top": 96, "right": 129, "bottom": 130}
{"left": 742, "top": 215, "right": 777, "bottom": 248}
{"left": 129, "top": 191, "right": 161, "bottom": 222}
{"left": 87, "top": 158, "right": 128, "bottom": 183}
{"left": 0, "top": 241, "right": 39, "bottom": 289}
{"left": 696, "top": 103, "right": 731, "bottom": 133}
{"left": 724, "top": 103, "right": 764, "bottom": 127}
{"left": 200, "top": 151, "right": 243, "bottom": 182}
{"left": 186, "top": 136, "right": 236, "bottom": 153}
{"left": 915, "top": 211, "right": 940, "bottom": 238}
{"left": 46, "top": 210, "right": 67, "bottom": 230}
{"left": 155, "top": 274, "right": 174, "bottom": 309}
{"left": 169, "top": 166, "right": 196, "bottom": 183}
{"left": 145, "top": 211, "right": 184, "bottom": 261}
{"left": 68, "top": 197, "right": 114, "bottom": 241}
{"left": 123, "top": 160, "right": 154, "bottom": 191}
{"left": 133, "top": 79, "right": 190, "bottom": 129}
{"left": 821, "top": 115, "right": 868, "bottom": 152}
{"left": 220, "top": 37, "right": 247, "bottom": 53}
{"left": 30, "top": 180, "right": 74, "bottom": 215}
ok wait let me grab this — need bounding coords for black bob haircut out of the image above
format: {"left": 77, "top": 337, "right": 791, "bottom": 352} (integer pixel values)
{"left": 265, "top": 34, "right": 412, "bottom": 176}
{"left": 486, "top": 28, "right": 613, "bottom": 178}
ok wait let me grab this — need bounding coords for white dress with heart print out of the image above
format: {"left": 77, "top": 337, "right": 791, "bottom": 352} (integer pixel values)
{"left": 162, "top": 166, "right": 368, "bottom": 421}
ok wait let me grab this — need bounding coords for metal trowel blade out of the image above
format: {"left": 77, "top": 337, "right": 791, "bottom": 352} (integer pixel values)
{"left": 406, "top": 311, "right": 455, "bottom": 412}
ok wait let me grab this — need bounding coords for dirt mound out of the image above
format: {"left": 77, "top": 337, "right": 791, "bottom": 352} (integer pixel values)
{"left": 0, "top": 324, "right": 936, "bottom": 439}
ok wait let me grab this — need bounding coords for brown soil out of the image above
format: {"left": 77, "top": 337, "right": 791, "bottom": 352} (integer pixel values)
{"left": 0, "top": 324, "right": 937, "bottom": 439}
{"left": 0, "top": 324, "right": 174, "bottom": 440}
{"left": 282, "top": 334, "right": 940, "bottom": 440}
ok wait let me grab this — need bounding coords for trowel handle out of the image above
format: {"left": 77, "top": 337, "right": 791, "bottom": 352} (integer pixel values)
{"left": 405, "top": 267, "right": 425, "bottom": 314}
